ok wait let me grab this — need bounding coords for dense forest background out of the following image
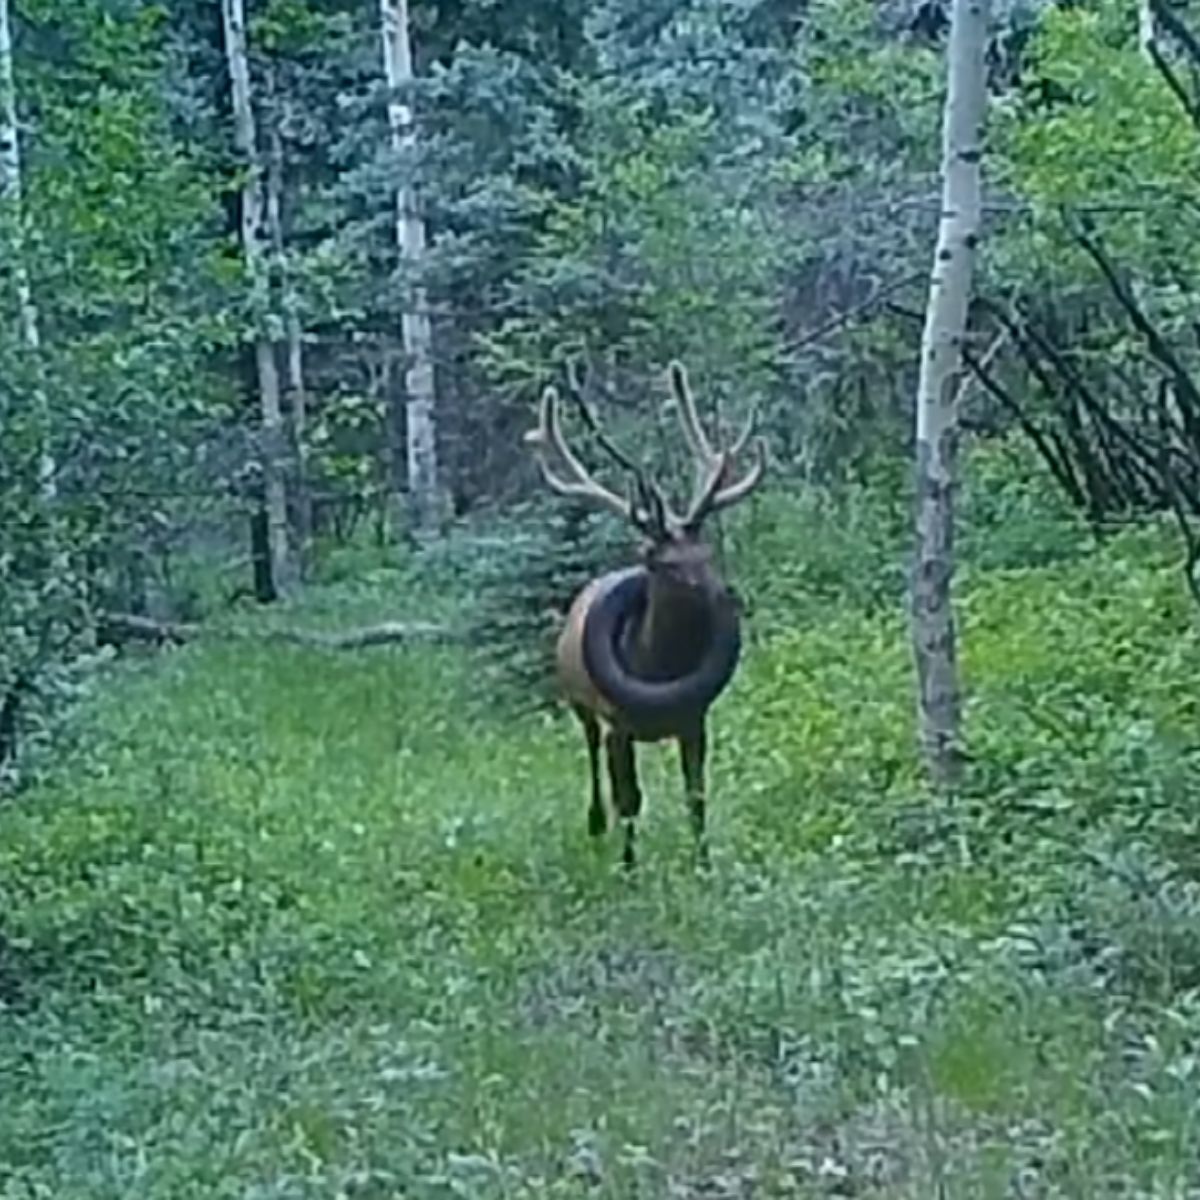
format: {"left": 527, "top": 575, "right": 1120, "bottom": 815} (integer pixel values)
{"left": 10, "top": 0, "right": 1200, "bottom": 1194}
{"left": 7, "top": 0, "right": 1200, "bottom": 770}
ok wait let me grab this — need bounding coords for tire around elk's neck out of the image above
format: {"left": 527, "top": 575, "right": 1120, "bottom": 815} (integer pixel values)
{"left": 581, "top": 566, "right": 742, "bottom": 730}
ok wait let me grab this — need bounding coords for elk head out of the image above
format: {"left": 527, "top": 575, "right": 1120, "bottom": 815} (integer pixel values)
{"left": 523, "top": 359, "right": 766, "bottom": 868}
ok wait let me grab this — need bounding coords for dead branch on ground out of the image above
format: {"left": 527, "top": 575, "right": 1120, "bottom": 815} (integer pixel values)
{"left": 97, "top": 612, "right": 459, "bottom": 651}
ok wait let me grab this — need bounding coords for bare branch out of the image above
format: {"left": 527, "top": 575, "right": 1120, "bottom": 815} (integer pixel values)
{"left": 781, "top": 270, "right": 927, "bottom": 358}
{"left": 564, "top": 358, "right": 644, "bottom": 478}
{"left": 1149, "top": 0, "right": 1200, "bottom": 72}
{"left": 954, "top": 329, "right": 1008, "bottom": 408}
{"left": 1066, "top": 214, "right": 1200, "bottom": 441}
{"left": 1147, "top": 38, "right": 1200, "bottom": 129}
{"left": 97, "top": 613, "right": 458, "bottom": 649}
{"left": 699, "top": 439, "right": 767, "bottom": 519}
{"left": 960, "top": 329, "right": 1087, "bottom": 508}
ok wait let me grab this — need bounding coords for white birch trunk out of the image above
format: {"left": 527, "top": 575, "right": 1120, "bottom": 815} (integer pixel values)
{"left": 379, "top": 0, "right": 444, "bottom": 539}
{"left": 220, "top": 0, "right": 296, "bottom": 597}
{"left": 0, "top": 0, "right": 52, "bottom": 497}
{"left": 911, "top": 0, "right": 990, "bottom": 787}
{"left": 1139, "top": 0, "right": 1157, "bottom": 63}
{"left": 265, "top": 80, "right": 311, "bottom": 573}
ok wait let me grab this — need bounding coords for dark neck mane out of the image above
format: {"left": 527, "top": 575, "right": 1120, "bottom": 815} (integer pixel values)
{"left": 619, "top": 574, "right": 717, "bottom": 682}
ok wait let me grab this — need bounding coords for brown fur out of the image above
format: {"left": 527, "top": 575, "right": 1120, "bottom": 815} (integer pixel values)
{"left": 525, "top": 358, "right": 766, "bottom": 868}
{"left": 555, "top": 536, "right": 738, "bottom": 868}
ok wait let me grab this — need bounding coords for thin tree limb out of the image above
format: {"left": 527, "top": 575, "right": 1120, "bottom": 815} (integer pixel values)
{"left": 1154, "top": 381, "right": 1200, "bottom": 608}
{"left": 97, "top": 613, "right": 459, "bottom": 650}
{"left": 1149, "top": 0, "right": 1200, "bottom": 72}
{"left": 1066, "top": 214, "right": 1200, "bottom": 426}
{"left": 959, "top": 336, "right": 1088, "bottom": 508}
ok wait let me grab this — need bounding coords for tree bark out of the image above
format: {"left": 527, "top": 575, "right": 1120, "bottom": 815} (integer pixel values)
{"left": 379, "top": 0, "right": 444, "bottom": 541}
{"left": 0, "top": 0, "right": 52, "bottom": 497}
{"left": 911, "top": 0, "right": 989, "bottom": 788}
{"left": 1140, "top": 0, "right": 1158, "bottom": 63}
{"left": 220, "top": 0, "right": 297, "bottom": 598}
{"left": 265, "top": 70, "right": 312, "bottom": 574}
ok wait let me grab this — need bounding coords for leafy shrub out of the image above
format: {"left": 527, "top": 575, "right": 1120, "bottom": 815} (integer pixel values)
{"left": 457, "top": 497, "right": 635, "bottom": 712}
{"left": 959, "top": 438, "right": 1096, "bottom": 572}
{"left": 442, "top": 436, "right": 1120, "bottom": 725}
{"left": 5, "top": 502, "right": 1200, "bottom": 1195}
{"left": 721, "top": 473, "right": 910, "bottom": 629}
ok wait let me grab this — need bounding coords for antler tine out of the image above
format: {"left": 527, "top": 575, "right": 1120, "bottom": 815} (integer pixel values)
{"left": 524, "top": 386, "right": 635, "bottom": 524}
{"left": 706, "top": 437, "right": 767, "bottom": 515}
{"left": 630, "top": 471, "right": 671, "bottom": 541}
{"left": 564, "top": 358, "right": 680, "bottom": 536}
{"left": 667, "top": 359, "right": 767, "bottom": 528}
{"left": 729, "top": 402, "right": 758, "bottom": 461}
{"left": 679, "top": 449, "right": 731, "bottom": 530}
{"left": 681, "top": 438, "right": 767, "bottom": 530}
{"left": 565, "top": 357, "right": 644, "bottom": 479}
{"left": 667, "top": 359, "right": 718, "bottom": 472}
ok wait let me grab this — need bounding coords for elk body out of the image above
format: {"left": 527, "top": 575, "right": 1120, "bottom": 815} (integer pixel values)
{"left": 524, "top": 361, "right": 766, "bottom": 868}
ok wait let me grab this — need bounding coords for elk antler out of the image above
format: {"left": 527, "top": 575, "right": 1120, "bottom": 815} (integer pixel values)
{"left": 524, "top": 385, "right": 668, "bottom": 537}
{"left": 564, "top": 359, "right": 645, "bottom": 479}
{"left": 526, "top": 359, "right": 766, "bottom": 538}
{"left": 666, "top": 361, "right": 767, "bottom": 529}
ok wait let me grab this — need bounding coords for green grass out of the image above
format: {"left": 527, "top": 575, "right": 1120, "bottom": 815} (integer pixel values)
{"left": 3, "top": 515, "right": 1200, "bottom": 1197}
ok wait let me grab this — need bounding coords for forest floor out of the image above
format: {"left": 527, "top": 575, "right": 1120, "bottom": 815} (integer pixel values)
{"left": 4, "top": 517, "right": 1200, "bottom": 1197}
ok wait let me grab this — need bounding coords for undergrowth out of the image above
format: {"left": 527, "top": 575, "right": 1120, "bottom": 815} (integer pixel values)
{"left": 3, "top": 449, "right": 1200, "bottom": 1196}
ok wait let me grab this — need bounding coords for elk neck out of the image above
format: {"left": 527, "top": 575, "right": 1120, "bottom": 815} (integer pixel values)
{"left": 621, "top": 567, "right": 725, "bottom": 683}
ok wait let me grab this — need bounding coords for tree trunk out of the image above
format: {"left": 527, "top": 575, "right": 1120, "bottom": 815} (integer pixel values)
{"left": 1139, "top": 0, "right": 1158, "bottom": 62}
{"left": 378, "top": 344, "right": 409, "bottom": 539}
{"left": 284, "top": 311, "right": 310, "bottom": 559}
{"left": 379, "top": 0, "right": 444, "bottom": 541}
{"left": 910, "top": 0, "right": 989, "bottom": 788}
{"left": 220, "top": 0, "right": 297, "bottom": 598}
{"left": 265, "top": 70, "right": 312, "bottom": 574}
{"left": 0, "top": 0, "right": 52, "bottom": 497}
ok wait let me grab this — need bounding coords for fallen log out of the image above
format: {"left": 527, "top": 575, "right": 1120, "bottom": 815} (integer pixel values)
{"left": 97, "top": 611, "right": 459, "bottom": 651}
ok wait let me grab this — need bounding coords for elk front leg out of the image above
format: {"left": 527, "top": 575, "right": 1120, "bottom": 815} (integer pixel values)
{"left": 679, "top": 724, "right": 710, "bottom": 868}
{"left": 605, "top": 730, "right": 642, "bottom": 869}
{"left": 572, "top": 704, "right": 607, "bottom": 838}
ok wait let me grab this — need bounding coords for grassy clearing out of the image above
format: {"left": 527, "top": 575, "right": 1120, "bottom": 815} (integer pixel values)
{"left": 3, "top": 504, "right": 1200, "bottom": 1196}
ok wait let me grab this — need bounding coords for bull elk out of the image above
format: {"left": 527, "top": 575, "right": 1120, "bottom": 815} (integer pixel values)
{"left": 524, "top": 360, "right": 767, "bottom": 869}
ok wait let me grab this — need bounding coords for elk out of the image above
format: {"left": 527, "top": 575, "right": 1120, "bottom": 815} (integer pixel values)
{"left": 524, "top": 360, "right": 766, "bottom": 869}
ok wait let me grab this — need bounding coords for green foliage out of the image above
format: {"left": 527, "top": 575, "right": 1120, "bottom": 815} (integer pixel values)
{"left": 720, "top": 473, "right": 909, "bottom": 627}
{"left": 478, "top": 89, "right": 785, "bottom": 386}
{"left": 4, "top": 505, "right": 1200, "bottom": 1195}
{"left": 451, "top": 497, "right": 633, "bottom": 712}
{"left": 0, "top": 0, "right": 237, "bottom": 774}
{"left": 0, "top": 501, "right": 92, "bottom": 788}
{"left": 957, "top": 438, "right": 1096, "bottom": 571}
{"left": 11, "top": 0, "right": 1200, "bottom": 1183}
{"left": 250, "top": 0, "right": 334, "bottom": 53}
{"left": 438, "top": 439, "right": 1097, "bottom": 723}
{"left": 978, "top": 0, "right": 1200, "bottom": 548}
{"left": 992, "top": 0, "right": 1200, "bottom": 288}
{"left": 788, "top": 0, "right": 942, "bottom": 186}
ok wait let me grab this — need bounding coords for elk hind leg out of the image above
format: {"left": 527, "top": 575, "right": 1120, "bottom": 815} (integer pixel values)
{"left": 605, "top": 730, "right": 642, "bottom": 869}
{"left": 571, "top": 704, "right": 607, "bottom": 838}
